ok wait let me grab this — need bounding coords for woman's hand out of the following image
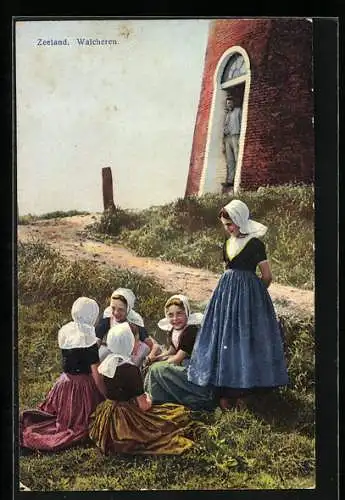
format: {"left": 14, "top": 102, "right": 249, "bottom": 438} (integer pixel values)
{"left": 258, "top": 260, "right": 273, "bottom": 288}
{"left": 136, "top": 392, "right": 152, "bottom": 412}
{"left": 144, "top": 355, "right": 154, "bottom": 366}
{"left": 167, "top": 350, "right": 187, "bottom": 365}
{"left": 144, "top": 336, "right": 154, "bottom": 351}
{"left": 150, "top": 346, "right": 174, "bottom": 363}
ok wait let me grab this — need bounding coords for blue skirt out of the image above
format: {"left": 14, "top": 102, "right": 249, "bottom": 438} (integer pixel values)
{"left": 187, "top": 269, "right": 289, "bottom": 389}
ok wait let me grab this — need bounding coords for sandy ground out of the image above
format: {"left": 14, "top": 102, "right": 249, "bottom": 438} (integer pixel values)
{"left": 17, "top": 214, "right": 314, "bottom": 316}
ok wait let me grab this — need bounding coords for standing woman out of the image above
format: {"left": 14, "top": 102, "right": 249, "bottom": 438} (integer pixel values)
{"left": 187, "top": 199, "right": 289, "bottom": 409}
{"left": 89, "top": 322, "right": 197, "bottom": 455}
{"left": 20, "top": 297, "right": 105, "bottom": 452}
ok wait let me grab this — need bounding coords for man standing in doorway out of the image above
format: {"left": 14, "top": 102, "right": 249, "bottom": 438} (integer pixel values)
{"left": 222, "top": 95, "right": 242, "bottom": 187}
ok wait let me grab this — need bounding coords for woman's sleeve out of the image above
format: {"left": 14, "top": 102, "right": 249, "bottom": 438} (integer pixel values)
{"left": 138, "top": 326, "right": 148, "bottom": 341}
{"left": 95, "top": 318, "right": 108, "bottom": 340}
{"left": 253, "top": 238, "right": 268, "bottom": 264}
{"left": 167, "top": 330, "right": 174, "bottom": 348}
{"left": 87, "top": 343, "right": 100, "bottom": 365}
{"left": 178, "top": 326, "right": 197, "bottom": 356}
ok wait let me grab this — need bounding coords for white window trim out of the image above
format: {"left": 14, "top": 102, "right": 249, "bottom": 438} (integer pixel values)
{"left": 198, "top": 46, "right": 251, "bottom": 196}
{"left": 221, "top": 75, "right": 247, "bottom": 89}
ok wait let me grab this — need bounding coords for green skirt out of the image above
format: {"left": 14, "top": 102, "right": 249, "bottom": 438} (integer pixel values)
{"left": 144, "top": 361, "right": 215, "bottom": 411}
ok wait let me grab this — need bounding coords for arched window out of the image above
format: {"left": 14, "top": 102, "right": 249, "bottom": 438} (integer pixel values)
{"left": 221, "top": 53, "right": 247, "bottom": 83}
{"left": 198, "top": 46, "right": 251, "bottom": 196}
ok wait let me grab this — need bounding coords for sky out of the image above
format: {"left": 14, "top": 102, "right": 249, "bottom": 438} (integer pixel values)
{"left": 15, "top": 19, "right": 211, "bottom": 215}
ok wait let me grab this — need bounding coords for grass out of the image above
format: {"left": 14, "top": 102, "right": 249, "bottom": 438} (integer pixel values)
{"left": 86, "top": 184, "right": 314, "bottom": 290}
{"left": 18, "top": 240, "right": 315, "bottom": 491}
{"left": 19, "top": 411, "right": 315, "bottom": 490}
{"left": 17, "top": 239, "right": 169, "bottom": 318}
{"left": 18, "top": 210, "right": 91, "bottom": 225}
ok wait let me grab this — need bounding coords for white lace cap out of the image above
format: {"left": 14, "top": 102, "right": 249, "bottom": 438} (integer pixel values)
{"left": 58, "top": 297, "right": 99, "bottom": 349}
{"left": 97, "top": 322, "right": 135, "bottom": 378}
{"left": 127, "top": 309, "right": 145, "bottom": 327}
{"left": 157, "top": 294, "right": 203, "bottom": 331}
{"left": 103, "top": 306, "right": 145, "bottom": 327}
{"left": 110, "top": 288, "right": 136, "bottom": 313}
{"left": 157, "top": 312, "right": 204, "bottom": 331}
{"left": 223, "top": 199, "right": 267, "bottom": 237}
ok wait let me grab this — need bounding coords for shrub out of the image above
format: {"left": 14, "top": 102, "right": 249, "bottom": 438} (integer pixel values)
{"left": 91, "top": 206, "right": 146, "bottom": 237}
{"left": 87, "top": 184, "right": 314, "bottom": 290}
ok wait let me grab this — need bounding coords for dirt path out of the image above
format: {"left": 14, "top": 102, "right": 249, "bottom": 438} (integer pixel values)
{"left": 17, "top": 214, "right": 314, "bottom": 316}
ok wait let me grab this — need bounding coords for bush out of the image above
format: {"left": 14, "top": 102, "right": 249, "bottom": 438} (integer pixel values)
{"left": 91, "top": 206, "right": 146, "bottom": 237}
{"left": 87, "top": 184, "right": 314, "bottom": 289}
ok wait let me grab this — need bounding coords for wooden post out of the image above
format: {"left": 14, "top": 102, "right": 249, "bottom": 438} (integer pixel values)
{"left": 102, "top": 167, "right": 115, "bottom": 212}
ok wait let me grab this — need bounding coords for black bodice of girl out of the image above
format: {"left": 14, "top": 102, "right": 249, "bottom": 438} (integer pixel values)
{"left": 103, "top": 363, "right": 144, "bottom": 401}
{"left": 61, "top": 343, "right": 99, "bottom": 374}
{"left": 167, "top": 324, "right": 198, "bottom": 357}
{"left": 222, "top": 237, "right": 267, "bottom": 273}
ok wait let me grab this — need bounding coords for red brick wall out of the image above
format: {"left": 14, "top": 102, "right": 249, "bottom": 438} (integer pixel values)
{"left": 185, "top": 19, "right": 314, "bottom": 195}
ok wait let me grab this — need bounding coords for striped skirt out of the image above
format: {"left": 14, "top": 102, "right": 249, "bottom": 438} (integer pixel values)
{"left": 20, "top": 372, "right": 104, "bottom": 452}
{"left": 89, "top": 399, "right": 198, "bottom": 455}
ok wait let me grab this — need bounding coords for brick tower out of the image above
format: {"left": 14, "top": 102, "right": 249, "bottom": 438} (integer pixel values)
{"left": 185, "top": 18, "right": 314, "bottom": 196}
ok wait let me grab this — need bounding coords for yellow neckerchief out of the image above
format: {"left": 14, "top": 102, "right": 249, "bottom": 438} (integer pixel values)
{"left": 226, "top": 234, "right": 254, "bottom": 261}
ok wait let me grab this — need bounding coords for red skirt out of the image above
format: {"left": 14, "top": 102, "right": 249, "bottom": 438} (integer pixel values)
{"left": 20, "top": 372, "right": 104, "bottom": 452}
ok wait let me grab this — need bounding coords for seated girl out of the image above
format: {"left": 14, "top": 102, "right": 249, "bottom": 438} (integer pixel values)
{"left": 89, "top": 322, "right": 198, "bottom": 455}
{"left": 96, "top": 287, "right": 160, "bottom": 367}
{"left": 20, "top": 297, "right": 104, "bottom": 452}
{"left": 144, "top": 294, "right": 215, "bottom": 411}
